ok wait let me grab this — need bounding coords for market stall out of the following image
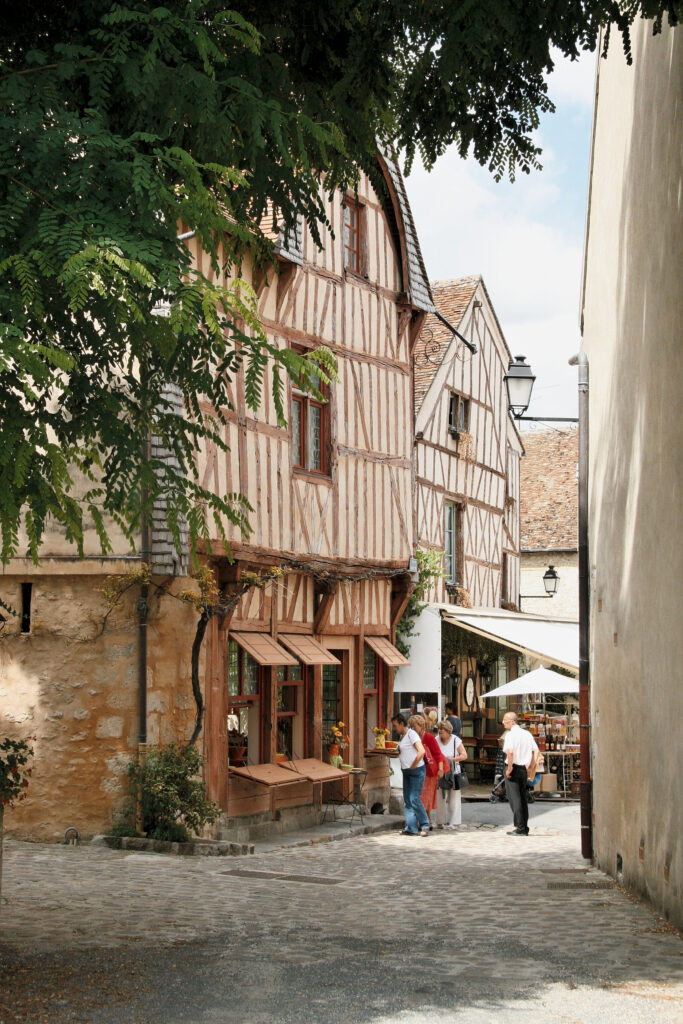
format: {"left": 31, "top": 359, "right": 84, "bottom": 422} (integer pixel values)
{"left": 481, "top": 667, "right": 580, "bottom": 798}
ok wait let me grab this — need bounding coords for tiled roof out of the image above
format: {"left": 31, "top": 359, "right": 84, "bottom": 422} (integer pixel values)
{"left": 413, "top": 276, "right": 480, "bottom": 412}
{"left": 379, "top": 154, "right": 435, "bottom": 314}
{"left": 520, "top": 427, "right": 579, "bottom": 551}
{"left": 258, "top": 206, "right": 304, "bottom": 266}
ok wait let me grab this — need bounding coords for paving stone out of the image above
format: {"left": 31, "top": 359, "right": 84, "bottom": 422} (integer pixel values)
{"left": 0, "top": 806, "right": 681, "bottom": 1023}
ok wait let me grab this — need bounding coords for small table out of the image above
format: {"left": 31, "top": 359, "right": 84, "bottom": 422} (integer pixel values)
{"left": 321, "top": 767, "right": 368, "bottom": 826}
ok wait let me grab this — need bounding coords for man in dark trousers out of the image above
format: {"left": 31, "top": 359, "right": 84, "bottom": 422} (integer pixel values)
{"left": 502, "top": 711, "right": 538, "bottom": 836}
{"left": 444, "top": 702, "right": 462, "bottom": 738}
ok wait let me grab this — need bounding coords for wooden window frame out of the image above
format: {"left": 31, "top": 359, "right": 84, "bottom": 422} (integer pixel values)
{"left": 362, "top": 646, "right": 386, "bottom": 748}
{"left": 343, "top": 198, "right": 363, "bottom": 274}
{"left": 291, "top": 348, "right": 330, "bottom": 477}
{"left": 276, "top": 662, "right": 308, "bottom": 760}
{"left": 227, "top": 639, "right": 261, "bottom": 703}
{"left": 444, "top": 501, "right": 464, "bottom": 586}
{"left": 448, "top": 392, "right": 470, "bottom": 438}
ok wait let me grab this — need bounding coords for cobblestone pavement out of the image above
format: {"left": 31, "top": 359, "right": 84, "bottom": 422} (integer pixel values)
{"left": 0, "top": 805, "right": 681, "bottom": 1024}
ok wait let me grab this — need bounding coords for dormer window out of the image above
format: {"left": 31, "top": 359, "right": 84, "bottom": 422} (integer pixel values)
{"left": 448, "top": 393, "right": 469, "bottom": 437}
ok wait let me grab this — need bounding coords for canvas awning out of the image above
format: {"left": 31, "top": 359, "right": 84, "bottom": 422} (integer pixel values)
{"left": 365, "top": 635, "right": 410, "bottom": 667}
{"left": 230, "top": 632, "right": 298, "bottom": 666}
{"left": 440, "top": 609, "right": 578, "bottom": 674}
{"left": 278, "top": 635, "right": 341, "bottom": 666}
{"left": 481, "top": 666, "right": 579, "bottom": 698}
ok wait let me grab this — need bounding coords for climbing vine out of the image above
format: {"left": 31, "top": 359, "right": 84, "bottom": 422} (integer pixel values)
{"left": 395, "top": 549, "right": 444, "bottom": 658}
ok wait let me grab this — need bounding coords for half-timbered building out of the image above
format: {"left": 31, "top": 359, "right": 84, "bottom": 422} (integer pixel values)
{"left": 1, "top": 156, "right": 433, "bottom": 841}
{"left": 393, "top": 276, "right": 524, "bottom": 745}
{"left": 413, "top": 276, "right": 522, "bottom": 607}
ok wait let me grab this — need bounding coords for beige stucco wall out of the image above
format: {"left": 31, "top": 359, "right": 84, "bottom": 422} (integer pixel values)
{"left": 0, "top": 574, "right": 201, "bottom": 841}
{"left": 581, "top": 18, "right": 682, "bottom": 927}
{"left": 520, "top": 552, "right": 578, "bottom": 619}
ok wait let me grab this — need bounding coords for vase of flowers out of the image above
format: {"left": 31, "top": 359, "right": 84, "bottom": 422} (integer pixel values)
{"left": 372, "top": 726, "right": 391, "bottom": 749}
{"left": 324, "top": 722, "right": 349, "bottom": 766}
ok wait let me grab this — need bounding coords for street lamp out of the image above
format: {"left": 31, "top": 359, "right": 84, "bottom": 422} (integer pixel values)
{"left": 543, "top": 565, "right": 560, "bottom": 595}
{"left": 520, "top": 565, "right": 560, "bottom": 600}
{"left": 504, "top": 355, "right": 536, "bottom": 417}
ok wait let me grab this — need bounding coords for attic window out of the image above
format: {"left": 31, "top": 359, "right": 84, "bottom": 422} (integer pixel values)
{"left": 343, "top": 199, "right": 362, "bottom": 273}
{"left": 448, "top": 393, "right": 469, "bottom": 437}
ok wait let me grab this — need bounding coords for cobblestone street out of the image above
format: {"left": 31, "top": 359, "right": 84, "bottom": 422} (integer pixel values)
{"left": 1, "top": 804, "right": 681, "bottom": 1024}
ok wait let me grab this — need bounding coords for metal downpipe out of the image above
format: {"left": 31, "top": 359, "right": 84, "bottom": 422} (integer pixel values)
{"left": 570, "top": 352, "right": 592, "bottom": 860}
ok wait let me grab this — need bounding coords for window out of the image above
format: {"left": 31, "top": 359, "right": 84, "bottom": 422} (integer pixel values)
{"left": 448, "top": 393, "right": 469, "bottom": 436}
{"left": 444, "top": 502, "right": 463, "bottom": 585}
{"left": 343, "top": 199, "right": 362, "bottom": 273}
{"left": 276, "top": 661, "right": 306, "bottom": 760}
{"left": 291, "top": 366, "right": 328, "bottom": 474}
{"left": 227, "top": 640, "right": 260, "bottom": 765}
{"left": 362, "top": 644, "right": 385, "bottom": 748}
{"left": 21, "top": 582, "right": 32, "bottom": 634}
{"left": 501, "top": 553, "right": 509, "bottom": 605}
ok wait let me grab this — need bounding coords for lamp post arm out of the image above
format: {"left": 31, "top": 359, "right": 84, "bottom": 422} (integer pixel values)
{"left": 433, "top": 309, "right": 478, "bottom": 354}
{"left": 515, "top": 416, "right": 578, "bottom": 423}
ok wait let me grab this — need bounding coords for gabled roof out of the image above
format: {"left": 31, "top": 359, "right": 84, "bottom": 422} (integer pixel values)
{"left": 520, "top": 427, "right": 579, "bottom": 551}
{"left": 378, "top": 154, "right": 435, "bottom": 314}
{"left": 413, "top": 276, "right": 479, "bottom": 412}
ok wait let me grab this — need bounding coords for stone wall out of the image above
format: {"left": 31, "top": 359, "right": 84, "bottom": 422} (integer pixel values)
{"left": 520, "top": 552, "right": 578, "bottom": 620}
{"left": 581, "top": 19, "right": 682, "bottom": 928}
{"left": 0, "top": 574, "right": 202, "bottom": 841}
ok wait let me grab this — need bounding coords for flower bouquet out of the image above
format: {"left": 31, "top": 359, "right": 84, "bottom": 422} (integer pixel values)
{"left": 323, "top": 722, "right": 349, "bottom": 765}
{"left": 372, "top": 726, "right": 391, "bottom": 750}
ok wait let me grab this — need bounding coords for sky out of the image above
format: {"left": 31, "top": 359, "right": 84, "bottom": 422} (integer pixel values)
{"left": 405, "top": 49, "right": 597, "bottom": 421}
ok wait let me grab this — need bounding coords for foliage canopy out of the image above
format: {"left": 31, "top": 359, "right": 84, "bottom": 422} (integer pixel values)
{"left": 1, "top": 1, "right": 679, "bottom": 561}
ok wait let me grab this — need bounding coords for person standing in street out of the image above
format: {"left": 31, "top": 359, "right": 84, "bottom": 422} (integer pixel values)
{"left": 502, "top": 712, "right": 538, "bottom": 836}
{"left": 444, "top": 702, "right": 462, "bottom": 738}
{"left": 435, "top": 719, "right": 467, "bottom": 829}
{"left": 391, "top": 713, "right": 431, "bottom": 836}
{"left": 412, "top": 714, "right": 449, "bottom": 830}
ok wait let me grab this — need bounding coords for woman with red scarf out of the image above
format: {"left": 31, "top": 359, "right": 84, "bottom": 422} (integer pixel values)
{"left": 413, "top": 714, "right": 450, "bottom": 830}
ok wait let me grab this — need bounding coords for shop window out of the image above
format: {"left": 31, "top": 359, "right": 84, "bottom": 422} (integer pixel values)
{"left": 343, "top": 199, "right": 362, "bottom": 273}
{"left": 448, "top": 393, "right": 469, "bottom": 437}
{"left": 227, "top": 640, "right": 261, "bottom": 765}
{"left": 276, "top": 661, "right": 306, "bottom": 761}
{"left": 322, "top": 661, "right": 342, "bottom": 742}
{"left": 362, "top": 644, "right": 385, "bottom": 748}
{"left": 291, "top": 366, "right": 329, "bottom": 475}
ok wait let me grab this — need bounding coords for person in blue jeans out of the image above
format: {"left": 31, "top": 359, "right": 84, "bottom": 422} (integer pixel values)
{"left": 392, "top": 714, "right": 431, "bottom": 836}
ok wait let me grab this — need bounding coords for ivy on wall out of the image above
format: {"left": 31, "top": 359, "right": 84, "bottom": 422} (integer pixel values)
{"left": 395, "top": 549, "right": 444, "bottom": 658}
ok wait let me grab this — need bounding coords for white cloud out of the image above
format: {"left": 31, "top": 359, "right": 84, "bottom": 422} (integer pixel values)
{"left": 404, "top": 49, "right": 596, "bottom": 420}
{"left": 407, "top": 152, "right": 583, "bottom": 418}
{"left": 546, "top": 47, "right": 597, "bottom": 111}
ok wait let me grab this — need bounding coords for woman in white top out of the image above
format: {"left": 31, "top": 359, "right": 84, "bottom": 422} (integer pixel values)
{"left": 391, "top": 713, "right": 431, "bottom": 836}
{"left": 435, "top": 719, "right": 467, "bottom": 829}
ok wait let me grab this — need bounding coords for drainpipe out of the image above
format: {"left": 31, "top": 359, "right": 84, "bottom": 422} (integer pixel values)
{"left": 569, "top": 352, "right": 592, "bottom": 860}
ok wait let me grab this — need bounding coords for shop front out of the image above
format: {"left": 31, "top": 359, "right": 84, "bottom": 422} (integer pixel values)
{"left": 203, "top": 569, "right": 409, "bottom": 838}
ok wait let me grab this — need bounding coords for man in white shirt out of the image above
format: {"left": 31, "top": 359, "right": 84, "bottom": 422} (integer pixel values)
{"left": 502, "top": 712, "right": 538, "bottom": 836}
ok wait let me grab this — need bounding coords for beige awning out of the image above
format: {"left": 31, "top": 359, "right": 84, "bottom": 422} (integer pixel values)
{"left": 440, "top": 610, "right": 578, "bottom": 674}
{"left": 278, "top": 634, "right": 341, "bottom": 666}
{"left": 365, "top": 635, "right": 410, "bottom": 667}
{"left": 230, "top": 632, "right": 298, "bottom": 666}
